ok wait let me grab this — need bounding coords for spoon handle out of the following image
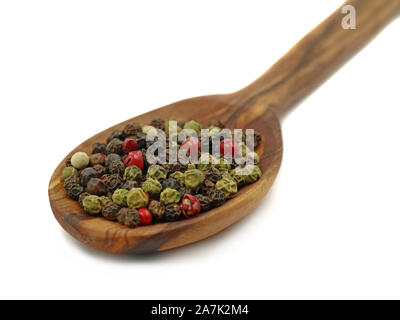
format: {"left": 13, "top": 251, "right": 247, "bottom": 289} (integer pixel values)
{"left": 233, "top": 0, "right": 400, "bottom": 119}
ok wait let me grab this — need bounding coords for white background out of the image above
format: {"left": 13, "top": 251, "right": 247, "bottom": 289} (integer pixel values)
{"left": 0, "top": 0, "right": 399, "bottom": 299}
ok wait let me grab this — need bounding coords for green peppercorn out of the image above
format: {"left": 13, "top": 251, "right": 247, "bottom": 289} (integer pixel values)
{"left": 221, "top": 170, "right": 235, "bottom": 181}
{"left": 236, "top": 164, "right": 262, "bottom": 184}
{"left": 230, "top": 168, "right": 246, "bottom": 187}
{"left": 78, "top": 192, "right": 90, "bottom": 207}
{"left": 123, "top": 165, "right": 142, "bottom": 182}
{"left": 126, "top": 188, "right": 149, "bottom": 209}
{"left": 215, "top": 177, "right": 237, "bottom": 198}
{"left": 170, "top": 171, "right": 184, "bottom": 186}
{"left": 160, "top": 188, "right": 181, "bottom": 205}
{"left": 142, "top": 178, "right": 162, "bottom": 197}
{"left": 142, "top": 125, "right": 157, "bottom": 135}
{"left": 183, "top": 169, "right": 205, "bottom": 190}
{"left": 183, "top": 120, "right": 202, "bottom": 135}
{"left": 208, "top": 125, "right": 221, "bottom": 136}
{"left": 62, "top": 166, "right": 78, "bottom": 180}
{"left": 99, "top": 196, "right": 111, "bottom": 206}
{"left": 112, "top": 189, "right": 129, "bottom": 206}
{"left": 147, "top": 164, "right": 167, "bottom": 181}
{"left": 246, "top": 152, "right": 260, "bottom": 165}
{"left": 83, "top": 195, "right": 102, "bottom": 215}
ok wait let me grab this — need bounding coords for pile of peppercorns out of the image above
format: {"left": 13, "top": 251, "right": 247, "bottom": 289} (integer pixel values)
{"left": 62, "top": 119, "right": 262, "bottom": 228}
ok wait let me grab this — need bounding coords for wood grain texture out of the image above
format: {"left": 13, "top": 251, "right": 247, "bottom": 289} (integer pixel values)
{"left": 49, "top": 0, "right": 399, "bottom": 253}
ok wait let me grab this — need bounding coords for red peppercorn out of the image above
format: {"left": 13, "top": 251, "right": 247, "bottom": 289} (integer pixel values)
{"left": 138, "top": 208, "right": 153, "bottom": 225}
{"left": 123, "top": 138, "right": 138, "bottom": 154}
{"left": 180, "top": 137, "right": 200, "bottom": 156}
{"left": 180, "top": 194, "right": 201, "bottom": 217}
{"left": 124, "top": 150, "right": 143, "bottom": 169}
{"left": 220, "top": 139, "right": 239, "bottom": 157}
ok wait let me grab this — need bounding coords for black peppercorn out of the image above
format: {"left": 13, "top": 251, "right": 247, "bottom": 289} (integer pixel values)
{"left": 179, "top": 187, "right": 193, "bottom": 199}
{"left": 163, "top": 163, "right": 187, "bottom": 175}
{"left": 203, "top": 166, "right": 221, "bottom": 184}
{"left": 102, "top": 173, "right": 123, "bottom": 192}
{"left": 64, "top": 175, "right": 80, "bottom": 190}
{"left": 150, "top": 118, "right": 165, "bottom": 130}
{"left": 92, "top": 164, "right": 107, "bottom": 176}
{"left": 92, "top": 142, "right": 107, "bottom": 154}
{"left": 106, "top": 130, "right": 123, "bottom": 144}
{"left": 164, "top": 203, "right": 182, "bottom": 222}
{"left": 209, "top": 189, "right": 226, "bottom": 207}
{"left": 102, "top": 202, "right": 121, "bottom": 221}
{"left": 80, "top": 167, "right": 100, "bottom": 186}
{"left": 198, "top": 179, "right": 215, "bottom": 196}
{"left": 66, "top": 183, "right": 84, "bottom": 200}
{"left": 106, "top": 138, "right": 123, "bottom": 155}
{"left": 117, "top": 208, "right": 141, "bottom": 227}
{"left": 134, "top": 132, "right": 147, "bottom": 149}
{"left": 122, "top": 123, "right": 141, "bottom": 137}
{"left": 109, "top": 159, "right": 125, "bottom": 176}
{"left": 195, "top": 194, "right": 212, "bottom": 212}
{"left": 162, "top": 178, "right": 180, "bottom": 190}
{"left": 89, "top": 153, "right": 105, "bottom": 166}
{"left": 149, "top": 200, "right": 165, "bottom": 221}
{"left": 87, "top": 178, "right": 107, "bottom": 196}
{"left": 106, "top": 153, "right": 121, "bottom": 167}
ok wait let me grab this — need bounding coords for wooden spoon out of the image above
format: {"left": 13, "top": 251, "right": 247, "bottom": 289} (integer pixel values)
{"left": 49, "top": 0, "right": 400, "bottom": 254}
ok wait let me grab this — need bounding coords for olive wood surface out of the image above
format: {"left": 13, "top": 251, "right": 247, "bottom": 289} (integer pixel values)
{"left": 49, "top": 0, "right": 400, "bottom": 253}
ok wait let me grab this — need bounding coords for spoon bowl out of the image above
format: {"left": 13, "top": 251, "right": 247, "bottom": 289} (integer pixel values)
{"left": 49, "top": 94, "right": 283, "bottom": 253}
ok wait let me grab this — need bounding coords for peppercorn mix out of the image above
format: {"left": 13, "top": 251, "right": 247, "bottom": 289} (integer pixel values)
{"left": 62, "top": 119, "right": 262, "bottom": 228}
